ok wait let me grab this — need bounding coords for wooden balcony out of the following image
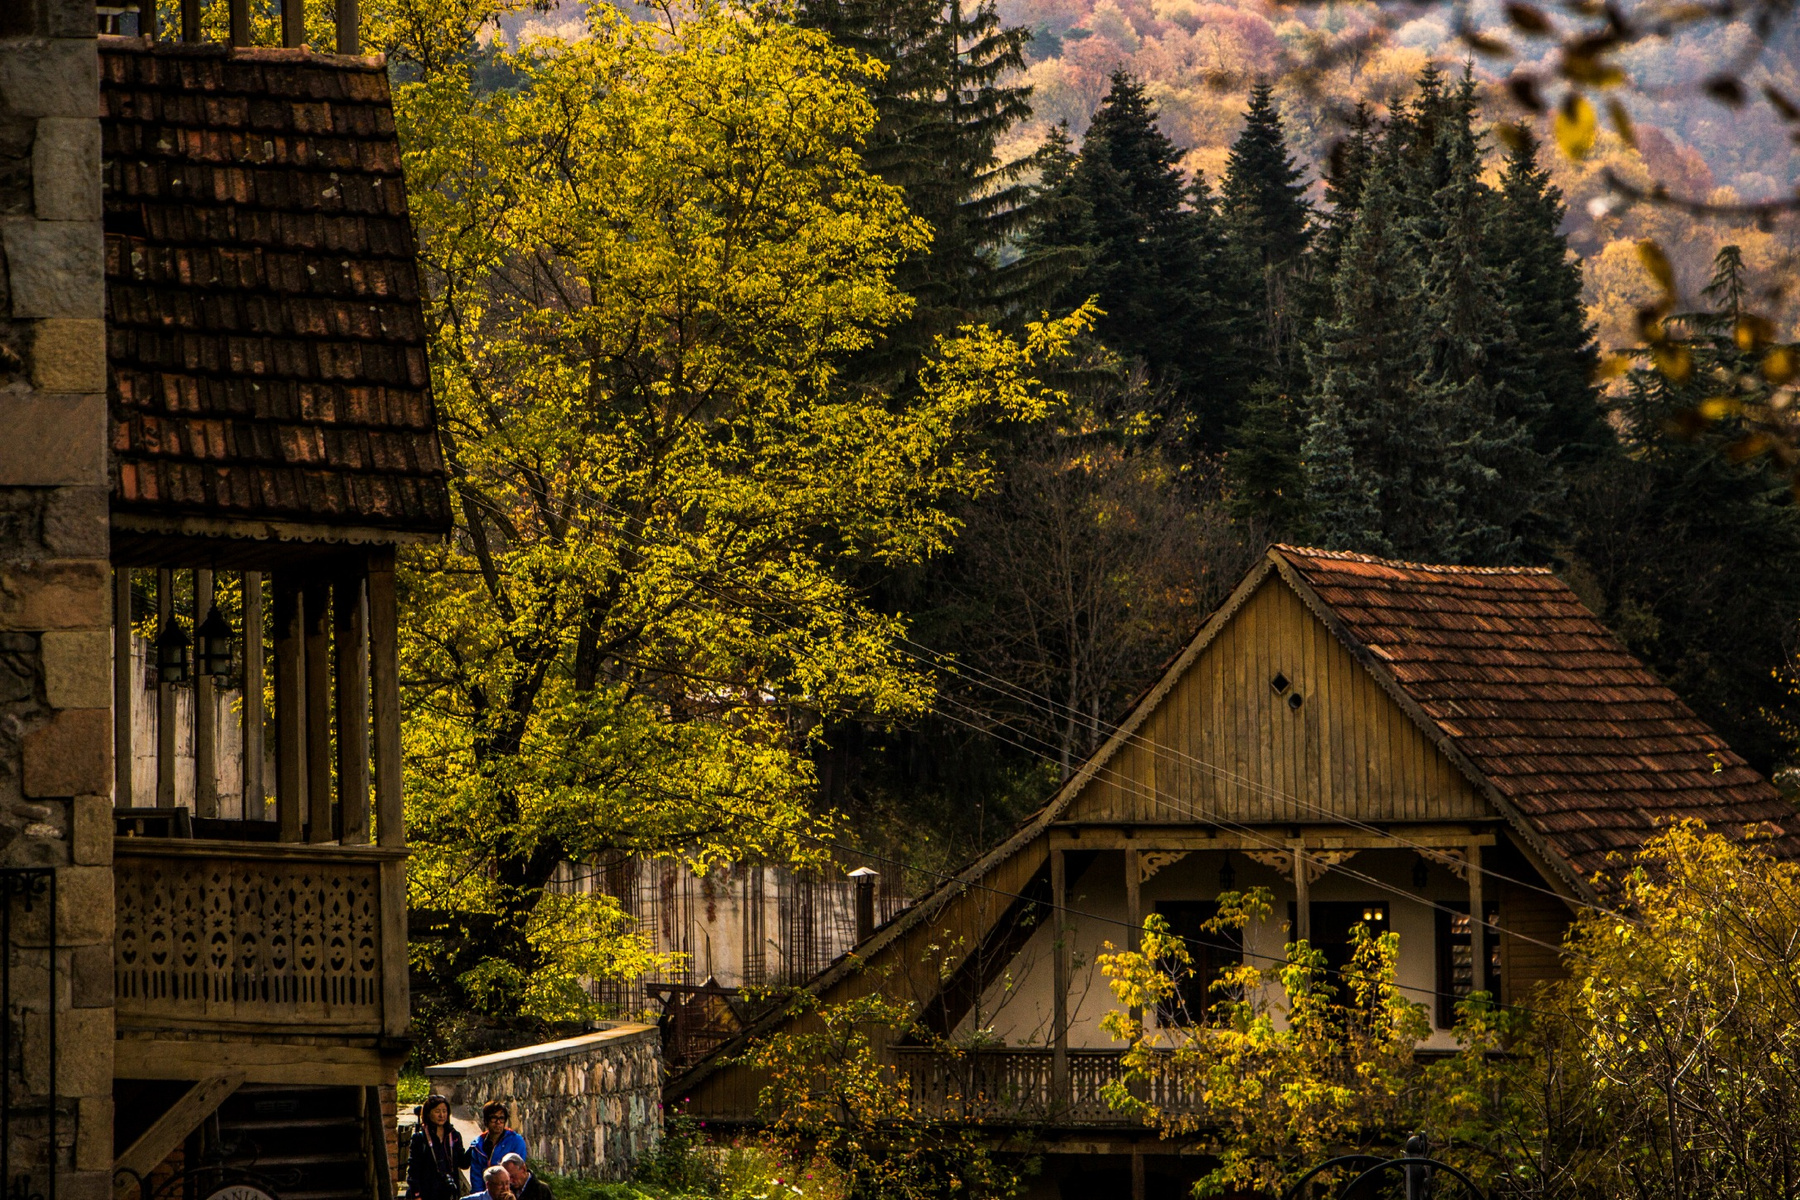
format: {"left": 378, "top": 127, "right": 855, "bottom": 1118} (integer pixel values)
{"left": 113, "top": 838, "right": 408, "bottom": 1039}
{"left": 894, "top": 1048, "right": 1194, "bottom": 1127}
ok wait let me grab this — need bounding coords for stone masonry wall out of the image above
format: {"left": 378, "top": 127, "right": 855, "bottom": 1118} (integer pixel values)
{"left": 0, "top": 3, "right": 115, "bottom": 1200}
{"left": 427, "top": 1026, "right": 663, "bottom": 1182}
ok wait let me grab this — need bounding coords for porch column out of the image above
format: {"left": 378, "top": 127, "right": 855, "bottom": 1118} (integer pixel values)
{"left": 273, "top": 576, "right": 305, "bottom": 842}
{"left": 1292, "top": 844, "right": 1311, "bottom": 942}
{"left": 1467, "top": 841, "right": 1487, "bottom": 996}
{"left": 193, "top": 568, "right": 218, "bottom": 819}
{"left": 1051, "top": 847, "right": 1069, "bottom": 1104}
{"left": 243, "top": 572, "right": 266, "bottom": 820}
{"left": 368, "top": 548, "right": 410, "bottom": 1039}
{"left": 156, "top": 567, "right": 176, "bottom": 808}
{"left": 303, "top": 579, "right": 334, "bottom": 841}
{"left": 334, "top": 567, "right": 371, "bottom": 845}
{"left": 1124, "top": 846, "right": 1142, "bottom": 1027}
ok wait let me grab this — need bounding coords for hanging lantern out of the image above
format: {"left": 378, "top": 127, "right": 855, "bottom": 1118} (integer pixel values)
{"left": 195, "top": 604, "right": 234, "bottom": 678}
{"left": 1218, "top": 854, "right": 1236, "bottom": 892}
{"left": 154, "top": 620, "right": 189, "bottom": 685}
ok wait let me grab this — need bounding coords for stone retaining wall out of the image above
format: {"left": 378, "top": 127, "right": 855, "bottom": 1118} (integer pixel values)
{"left": 427, "top": 1025, "right": 663, "bottom": 1181}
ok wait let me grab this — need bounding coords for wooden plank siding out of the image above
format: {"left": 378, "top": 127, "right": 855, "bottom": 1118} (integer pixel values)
{"left": 1063, "top": 577, "right": 1487, "bottom": 827}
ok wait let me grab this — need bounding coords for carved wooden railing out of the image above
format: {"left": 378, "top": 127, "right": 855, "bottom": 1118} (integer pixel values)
{"left": 895, "top": 1047, "right": 1197, "bottom": 1126}
{"left": 114, "top": 839, "right": 407, "bottom": 1035}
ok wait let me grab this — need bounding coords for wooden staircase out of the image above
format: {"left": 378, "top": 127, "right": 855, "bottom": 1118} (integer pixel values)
{"left": 212, "top": 1084, "right": 389, "bottom": 1200}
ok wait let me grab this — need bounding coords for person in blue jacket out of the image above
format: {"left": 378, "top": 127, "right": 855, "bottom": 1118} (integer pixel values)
{"left": 469, "top": 1102, "right": 527, "bottom": 1192}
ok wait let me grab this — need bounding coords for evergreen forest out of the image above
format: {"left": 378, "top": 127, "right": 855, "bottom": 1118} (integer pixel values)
{"left": 805, "top": 22, "right": 1800, "bottom": 882}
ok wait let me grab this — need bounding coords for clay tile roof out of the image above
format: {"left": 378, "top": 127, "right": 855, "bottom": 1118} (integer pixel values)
{"left": 100, "top": 38, "right": 451, "bottom": 536}
{"left": 1273, "top": 545, "right": 1800, "bottom": 880}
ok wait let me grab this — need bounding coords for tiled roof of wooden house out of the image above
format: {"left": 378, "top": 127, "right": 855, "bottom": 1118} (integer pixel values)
{"left": 1272, "top": 544, "right": 1800, "bottom": 879}
{"left": 99, "top": 38, "right": 451, "bottom": 537}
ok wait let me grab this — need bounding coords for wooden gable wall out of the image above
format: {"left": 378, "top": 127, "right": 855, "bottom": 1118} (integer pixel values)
{"left": 1065, "top": 574, "right": 1488, "bottom": 825}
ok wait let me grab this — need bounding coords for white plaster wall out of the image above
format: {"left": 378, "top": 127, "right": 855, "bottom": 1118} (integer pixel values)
{"left": 963, "top": 846, "right": 1483, "bottom": 1051}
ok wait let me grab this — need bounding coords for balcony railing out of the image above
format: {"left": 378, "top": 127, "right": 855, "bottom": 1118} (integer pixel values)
{"left": 114, "top": 839, "right": 406, "bottom": 1037}
{"left": 894, "top": 1048, "right": 1197, "bottom": 1127}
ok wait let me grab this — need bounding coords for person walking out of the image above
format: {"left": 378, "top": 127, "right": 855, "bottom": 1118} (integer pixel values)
{"left": 469, "top": 1102, "right": 527, "bottom": 1192}
{"left": 501, "top": 1154, "right": 551, "bottom": 1200}
{"left": 463, "top": 1166, "right": 513, "bottom": 1200}
{"left": 406, "top": 1095, "right": 471, "bottom": 1200}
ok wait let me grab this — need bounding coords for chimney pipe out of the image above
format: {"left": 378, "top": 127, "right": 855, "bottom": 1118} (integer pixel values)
{"left": 848, "top": 867, "right": 879, "bottom": 944}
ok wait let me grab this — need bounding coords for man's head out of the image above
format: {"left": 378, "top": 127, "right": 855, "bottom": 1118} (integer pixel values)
{"left": 481, "top": 1102, "right": 510, "bottom": 1136}
{"left": 483, "top": 1166, "right": 512, "bottom": 1199}
{"left": 501, "top": 1154, "right": 528, "bottom": 1189}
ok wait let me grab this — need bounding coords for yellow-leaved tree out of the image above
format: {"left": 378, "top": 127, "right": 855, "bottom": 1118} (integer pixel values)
{"left": 371, "top": 0, "right": 1093, "bottom": 1043}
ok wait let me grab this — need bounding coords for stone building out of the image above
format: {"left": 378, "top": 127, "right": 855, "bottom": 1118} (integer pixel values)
{"left": 1, "top": 2, "right": 447, "bottom": 1198}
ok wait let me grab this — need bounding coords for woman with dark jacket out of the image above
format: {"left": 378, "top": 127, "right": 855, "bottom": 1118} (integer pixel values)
{"left": 407, "top": 1095, "right": 471, "bottom": 1200}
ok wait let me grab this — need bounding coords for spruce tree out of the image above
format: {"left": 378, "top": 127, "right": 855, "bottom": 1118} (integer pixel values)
{"left": 799, "top": 0, "right": 1069, "bottom": 379}
{"left": 1048, "top": 72, "right": 1238, "bottom": 449}
{"left": 1314, "top": 103, "right": 1377, "bottom": 281}
{"left": 1220, "top": 82, "right": 1313, "bottom": 387}
{"left": 1490, "top": 121, "right": 1607, "bottom": 460}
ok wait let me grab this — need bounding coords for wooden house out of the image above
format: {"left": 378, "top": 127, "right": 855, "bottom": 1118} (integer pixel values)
{"left": 670, "top": 545, "right": 1800, "bottom": 1200}
{"left": 97, "top": 16, "right": 447, "bottom": 1200}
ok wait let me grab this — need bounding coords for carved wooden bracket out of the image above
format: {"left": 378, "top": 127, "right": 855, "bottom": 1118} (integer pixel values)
{"left": 1244, "top": 847, "right": 1360, "bottom": 884}
{"left": 1137, "top": 850, "right": 1189, "bottom": 881}
{"left": 1434, "top": 847, "right": 1470, "bottom": 880}
{"left": 1244, "top": 850, "right": 1291, "bottom": 874}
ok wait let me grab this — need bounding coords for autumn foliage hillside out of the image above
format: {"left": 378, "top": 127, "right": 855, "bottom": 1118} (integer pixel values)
{"left": 995, "top": 0, "right": 1800, "bottom": 342}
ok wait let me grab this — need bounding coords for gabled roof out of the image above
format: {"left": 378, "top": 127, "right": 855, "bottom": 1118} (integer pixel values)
{"left": 100, "top": 39, "right": 452, "bottom": 538}
{"left": 1271, "top": 545, "right": 1800, "bottom": 880}
{"left": 668, "top": 544, "right": 1800, "bottom": 1100}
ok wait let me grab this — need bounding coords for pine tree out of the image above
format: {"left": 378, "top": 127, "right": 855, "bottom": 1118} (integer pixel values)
{"left": 799, "top": 0, "right": 1070, "bottom": 379}
{"left": 1047, "top": 71, "right": 1239, "bottom": 449}
{"left": 1314, "top": 103, "right": 1377, "bottom": 281}
{"left": 1569, "top": 246, "right": 1800, "bottom": 770}
{"left": 1220, "top": 82, "right": 1312, "bottom": 386}
{"left": 1490, "top": 121, "right": 1607, "bottom": 460}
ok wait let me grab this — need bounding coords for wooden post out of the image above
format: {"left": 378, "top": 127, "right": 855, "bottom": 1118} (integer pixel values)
{"left": 273, "top": 577, "right": 305, "bottom": 842}
{"left": 282, "top": 0, "right": 304, "bottom": 47}
{"left": 181, "top": 0, "right": 199, "bottom": 40}
{"left": 114, "top": 568, "right": 134, "bottom": 809}
{"left": 243, "top": 572, "right": 266, "bottom": 820}
{"left": 334, "top": 569, "right": 371, "bottom": 845}
{"left": 1293, "top": 844, "right": 1311, "bottom": 942}
{"left": 368, "top": 548, "right": 403, "bottom": 849}
{"left": 194, "top": 569, "right": 218, "bottom": 819}
{"left": 336, "top": 0, "right": 359, "bottom": 54}
{"left": 1131, "top": 1148, "right": 1145, "bottom": 1200}
{"left": 303, "top": 579, "right": 333, "bottom": 842}
{"left": 138, "top": 0, "right": 156, "bottom": 39}
{"left": 1124, "top": 847, "right": 1142, "bottom": 1028}
{"left": 1051, "top": 848, "right": 1069, "bottom": 1105}
{"left": 228, "top": 0, "right": 249, "bottom": 45}
{"left": 156, "top": 568, "right": 176, "bottom": 809}
{"left": 1467, "top": 841, "right": 1487, "bottom": 998}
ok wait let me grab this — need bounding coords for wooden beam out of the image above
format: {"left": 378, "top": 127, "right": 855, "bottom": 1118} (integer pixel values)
{"left": 334, "top": 569, "right": 371, "bottom": 845}
{"left": 1051, "top": 848, "right": 1068, "bottom": 1105}
{"left": 156, "top": 568, "right": 176, "bottom": 809}
{"left": 336, "top": 0, "right": 360, "bottom": 54}
{"left": 1124, "top": 847, "right": 1142, "bottom": 1029}
{"left": 114, "top": 1073, "right": 245, "bottom": 1196}
{"left": 1293, "top": 846, "right": 1310, "bottom": 942}
{"left": 1468, "top": 840, "right": 1487, "bottom": 1001}
{"left": 304, "top": 579, "right": 333, "bottom": 843}
{"left": 180, "top": 0, "right": 199, "bottom": 41}
{"left": 282, "top": 0, "right": 305, "bottom": 47}
{"left": 273, "top": 577, "right": 305, "bottom": 842}
{"left": 194, "top": 569, "right": 218, "bottom": 820}
{"left": 368, "top": 548, "right": 403, "bottom": 850}
{"left": 243, "top": 572, "right": 266, "bottom": 821}
{"left": 137, "top": 0, "right": 156, "bottom": 39}
{"left": 1048, "top": 826, "right": 1498, "bottom": 853}
{"left": 228, "top": 0, "right": 248, "bottom": 45}
{"left": 380, "top": 857, "right": 409, "bottom": 1039}
{"left": 114, "top": 568, "right": 133, "bottom": 808}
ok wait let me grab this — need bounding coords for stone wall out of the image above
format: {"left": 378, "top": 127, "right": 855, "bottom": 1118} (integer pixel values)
{"left": 427, "top": 1025, "right": 663, "bottom": 1182}
{"left": 0, "top": 3, "right": 115, "bottom": 1200}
